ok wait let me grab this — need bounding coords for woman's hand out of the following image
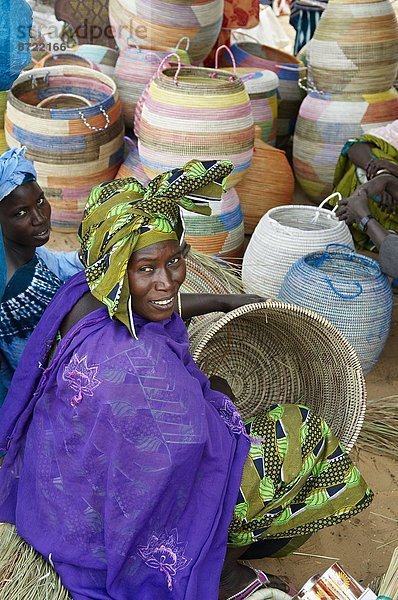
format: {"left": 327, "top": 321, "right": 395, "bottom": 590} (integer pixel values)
{"left": 366, "top": 158, "right": 398, "bottom": 180}
{"left": 336, "top": 191, "right": 370, "bottom": 225}
{"left": 218, "top": 294, "right": 267, "bottom": 313}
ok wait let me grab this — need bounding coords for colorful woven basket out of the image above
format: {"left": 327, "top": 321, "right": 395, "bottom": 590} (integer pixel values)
{"left": 235, "top": 136, "right": 294, "bottom": 234}
{"left": 279, "top": 249, "right": 393, "bottom": 374}
{"left": 0, "top": 91, "right": 7, "bottom": 153}
{"left": 182, "top": 188, "right": 245, "bottom": 261}
{"left": 219, "top": 43, "right": 304, "bottom": 140}
{"left": 74, "top": 45, "right": 119, "bottom": 78}
{"left": 242, "top": 197, "right": 354, "bottom": 298}
{"left": 115, "top": 42, "right": 190, "bottom": 130}
{"left": 226, "top": 67, "right": 279, "bottom": 146}
{"left": 189, "top": 301, "right": 366, "bottom": 450}
{"left": 308, "top": 0, "right": 398, "bottom": 95}
{"left": 293, "top": 87, "right": 398, "bottom": 201}
{"left": 109, "top": 0, "right": 223, "bottom": 65}
{"left": 136, "top": 58, "right": 255, "bottom": 189}
{"left": 5, "top": 66, "right": 124, "bottom": 232}
{"left": 115, "top": 139, "right": 149, "bottom": 181}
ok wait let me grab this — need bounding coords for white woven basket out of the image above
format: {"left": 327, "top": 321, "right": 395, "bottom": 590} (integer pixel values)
{"left": 242, "top": 195, "right": 354, "bottom": 298}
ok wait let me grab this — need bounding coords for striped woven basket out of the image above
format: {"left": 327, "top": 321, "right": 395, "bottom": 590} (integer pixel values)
{"left": 189, "top": 300, "right": 366, "bottom": 450}
{"left": 279, "top": 249, "right": 393, "bottom": 374}
{"left": 218, "top": 43, "right": 304, "bottom": 140}
{"left": 115, "top": 43, "right": 190, "bottom": 130}
{"left": 226, "top": 68, "right": 279, "bottom": 146}
{"left": 235, "top": 136, "right": 294, "bottom": 234}
{"left": 115, "top": 139, "right": 149, "bottom": 181}
{"left": 5, "top": 66, "right": 124, "bottom": 232}
{"left": 242, "top": 198, "right": 354, "bottom": 298}
{"left": 136, "top": 60, "right": 255, "bottom": 189}
{"left": 308, "top": 0, "right": 398, "bottom": 95}
{"left": 74, "top": 45, "right": 119, "bottom": 78}
{"left": 182, "top": 188, "right": 245, "bottom": 262}
{"left": 0, "top": 91, "right": 7, "bottom": 153}
{"left": 33, "top": 53, "right": 98, "bottom": 70}
{"left": 293, "top": 87, "right": 398, "bottom": 201}
{"left": 109, "top": 0, "right": 223, "bottom": 65}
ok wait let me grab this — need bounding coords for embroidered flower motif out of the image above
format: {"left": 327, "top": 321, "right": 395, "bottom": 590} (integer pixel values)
{"left": 63, "top": 354, "right": 101, "bottom": 407}
{"left": 218, "top": 397, "right": 247, "bottom": 436}
{"left": 138, "top": 529, "right": 191, "bottom": 591}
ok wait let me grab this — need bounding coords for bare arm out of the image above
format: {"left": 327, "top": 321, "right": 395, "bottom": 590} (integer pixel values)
{"left": 180, "top": 293, "right": 264, "bottom": 320}
{"left": 347, "top": 142, "right": 375, "bottom": 169}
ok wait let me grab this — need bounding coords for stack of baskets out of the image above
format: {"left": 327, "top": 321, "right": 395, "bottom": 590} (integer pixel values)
{"left": 109, "top": 0, "right": 223, "bottom": 65}
{"left": 242, "top": 195, "right": 353, "bottom": 298}
{"left": 114, "top": 41, "right": 190, "bottom": 130}
{"left": 5, "top": 66, "right": 124, "bottom": 232}
{"left": 293, "top": 0, "right": 398, "bottom": 201}
{"left": 279, "top": 249, "right": 393, "bottom": 374}
{"left": 218, "top": 43, "right": 304, "bottom": 144}
{"left": 0, "top": 91, "right": 7, "bottom": 154}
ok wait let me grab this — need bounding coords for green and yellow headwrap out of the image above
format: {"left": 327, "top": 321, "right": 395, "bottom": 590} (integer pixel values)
{"left": 78, "top": 159, "right": 234, "bottom": 336}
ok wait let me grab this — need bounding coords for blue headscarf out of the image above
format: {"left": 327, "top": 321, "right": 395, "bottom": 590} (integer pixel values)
{"left": 0, "top": 147, "right": 37, "bottom": 202}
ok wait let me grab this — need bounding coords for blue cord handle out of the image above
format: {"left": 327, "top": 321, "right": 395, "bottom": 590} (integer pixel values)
{"left": 325, "top": 243, "right": 355, "bottom": 253}
{"left": 326, "top": 277, "right": 363, "bottom": 299}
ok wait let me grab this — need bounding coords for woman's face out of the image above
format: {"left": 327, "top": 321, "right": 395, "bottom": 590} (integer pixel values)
{"left": 127, "top": 240, "right": 186, "bottom": 321}
{"left": 0, "top": 181, "right": 51, "bottom": 247}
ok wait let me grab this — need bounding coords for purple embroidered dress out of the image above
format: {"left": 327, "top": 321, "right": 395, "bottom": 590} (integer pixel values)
{"left": 0, "top": 272, "right": 250, "bottom": 600}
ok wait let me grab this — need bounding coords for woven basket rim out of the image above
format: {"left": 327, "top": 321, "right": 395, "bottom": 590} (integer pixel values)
{"left": 9, "top": 66, "right": 117, "bottom": 114}
{"left": 191, "top": 300, "right": 366, "bottom": 452}
{"left": 159, "top": 66, "right": 242, "bottom": 87}
{"left": 235, "top": 42, "right": 300, "bottom": 65}
{"left": 265, "top": 205, "right": 344, "bottom": 231}
{"left": 303, "top": 249, "right": 383, "bottom": 277}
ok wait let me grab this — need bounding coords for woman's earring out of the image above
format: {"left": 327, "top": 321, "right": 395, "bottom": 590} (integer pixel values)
{"left": 177, "top": 291, "right": 182, "bottom": 317}
{"left": 128, "top": 296, "right": 139, "bottom": 340}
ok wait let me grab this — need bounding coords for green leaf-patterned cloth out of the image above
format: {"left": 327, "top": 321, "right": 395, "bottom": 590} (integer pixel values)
{"left": 78, "top": 159, "right": 233, "bottom": 336}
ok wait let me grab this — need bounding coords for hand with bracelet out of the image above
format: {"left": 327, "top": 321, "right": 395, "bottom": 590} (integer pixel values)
{"left": 365, "top": 157, "right": 398, "bottom": 180}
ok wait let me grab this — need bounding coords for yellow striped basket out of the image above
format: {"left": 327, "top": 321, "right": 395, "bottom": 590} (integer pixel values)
{"left": 109, "top": 0, "right": 223, "bottom": 65}
{"left": 0, "top": 91, "right": 7, "bottom": 154}
{"left": 293, "top": 88, "right": 398, "bottom": 201}
{"left": 136, "top": 63, "right": 255, "bottom": 189}
{"left": 308, "top": 0, "right": 398, "bottom": 95}
{"left": 5, "top": 66, "right": 125, "bottom": 232}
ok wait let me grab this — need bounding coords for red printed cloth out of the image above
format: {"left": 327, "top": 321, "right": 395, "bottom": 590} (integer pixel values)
{"left": 223, "top": 0, "right": 260, "bottom": 29}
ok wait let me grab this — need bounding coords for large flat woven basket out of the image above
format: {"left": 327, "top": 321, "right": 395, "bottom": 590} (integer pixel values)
{"left": 190, "top": 301, "right": 366, "bottom": 451}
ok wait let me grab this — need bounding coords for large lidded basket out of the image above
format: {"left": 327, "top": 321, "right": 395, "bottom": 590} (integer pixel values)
{"left": 136, "top": 60, "right": 255, "bottom": 189}
{"left": 279, "top": 249, "right": 393, "bottom": 374}
{"left": 190, "top": 301, "right": 366, "bottom": 451}
{"left": 308, "top": 0, "right": 398, "bottom": 95}
{"left": 242, "top": 197, "right": 354, "bottom": 298}
{"left": 5, "top": 66, "right": 124, "bottom": 232}
{"left": 293, "top": 87, "right": 398, "bottom": 201}
{"left": 109, "top": 0, "right": 223, "bottom": 65}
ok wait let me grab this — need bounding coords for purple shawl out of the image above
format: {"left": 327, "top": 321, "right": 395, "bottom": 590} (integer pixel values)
{"left": 0, "top": 271, "right": 250, "bottom": 600}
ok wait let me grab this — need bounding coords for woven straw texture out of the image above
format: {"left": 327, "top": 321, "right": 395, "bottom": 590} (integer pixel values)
{"left": 115, "top": 46, "right": 190, "bottom": 130}
{"left": 190, "top": 301, "right": 366, "bottom": 451}
{"left": 74, "top": 45, "right": 119, "bottom": 78}
{"left": 219, "top": 43, "right": 304, "bottom": 140}
{"left": 226, "top": 67, "right": 279, "bottom": 146}
{"left": 115, "top": 139, "right": 149, "bottom": 181}
{"left": 279, "top": 250, "right": 393, "bottom": 374}
{"left": 308, "top": 0, "right": 398, "bottom": 95}
{"left": 109, "top": 0, "right": 223, "bottom": 65}
{"left": 55, "top": 0, "right": 117, "bottom": 48}
{"left": 136, "top": 65, "right": 255, "bottom": 189}
{"left": 293, "top": 87, "right": 398, "bottom": 201}
{"left": 0, "top": 91, "right": 7, "bottom": 154}
{"left": 242, "top": 204, "right": 353, "bottom": 298}
{"left": 182, "top": 188, "right": 245, "bottom": 261}
{"left": 236, "top": 136, "right": 294, "bottom": 234}
{"left": 5, "top": 66, "right": 124, "bottom": 232}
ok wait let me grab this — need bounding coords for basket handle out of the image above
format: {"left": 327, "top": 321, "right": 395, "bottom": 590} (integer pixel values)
{"left": 78, "top": 105, "right": 110, "bottom": 131}
{"left": 176, "top": 36, "right": 190, "bottom": 52}
{"left": 156, "top": 53, "right": 181, "bottom": 85}
{"left": 37, "top": 93, "right": 92, "bottom": 108}
{"left": 144, "top": 51, "right": 164, "bottom": 65}
{"left": 325, "top": 243, "right": 355, "bottom": 253}
{"left": 214, "top": 45, "right": 237, "bottom": 76}
{"left": 311, "top": 193, "right": 341, "bottom": 225}
{"left": 127, "top": 36, "right": 141, "bottom": 52}
{"left": 240, "top": 72, "right": 257, "bottom": 83}
{"left": 326, "top": 277, "right": 363, "bottom": 300}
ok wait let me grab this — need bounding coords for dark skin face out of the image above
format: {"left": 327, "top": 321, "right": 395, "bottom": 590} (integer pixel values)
{"left": 127, "top": 239, "right": 186, "bottom": 322}
{"left": 0, "top": 181, "right": 51, "bottom": 278}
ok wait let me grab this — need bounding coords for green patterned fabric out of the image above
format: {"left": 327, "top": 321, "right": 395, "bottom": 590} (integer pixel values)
{"left": 228, "top": 404, "right": 373, "bottom": 546}
{"left": 78, "top": 159, "right": 233, "bottom": 336}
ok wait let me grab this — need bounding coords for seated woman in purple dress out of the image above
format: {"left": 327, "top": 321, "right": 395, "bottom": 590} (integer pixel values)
{"left": 0, "top": 160, "right": 373, "bottom": 600}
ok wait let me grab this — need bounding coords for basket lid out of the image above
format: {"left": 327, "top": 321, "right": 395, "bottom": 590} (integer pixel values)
{"left": 190, "top": 300, "right": 366, "bottom": 451}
